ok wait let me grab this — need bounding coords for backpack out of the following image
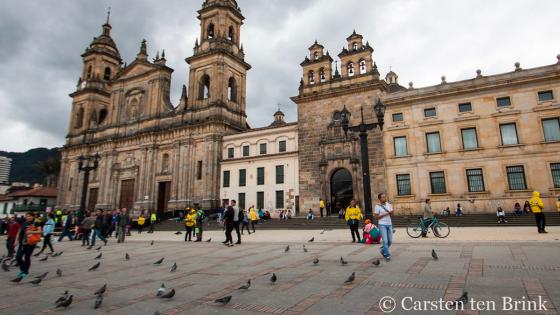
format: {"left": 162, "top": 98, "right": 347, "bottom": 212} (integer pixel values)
{"left": 26, "top": 226, "right": 42, "bottom": 246}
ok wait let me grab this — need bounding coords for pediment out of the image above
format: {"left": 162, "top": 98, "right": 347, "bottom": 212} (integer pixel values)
{"left": 114, "top": 61, "right": 158, "bottom": 81}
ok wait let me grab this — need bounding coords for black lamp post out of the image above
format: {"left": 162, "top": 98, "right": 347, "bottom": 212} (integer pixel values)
{"left": 340, "top": 99, "right": 385, "bottom": 219}
{"left": 78, "top": 153, "right": 100, "bottom": 222}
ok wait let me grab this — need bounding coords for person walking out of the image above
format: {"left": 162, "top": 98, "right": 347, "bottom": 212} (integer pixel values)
{"left": 195, "top": 207, "right": 206, "bottom": 242}
{"left": 319, "top": 198, "right": 325, "bottom": 218}
{"left": 184, "top": 208, "right": 196, "bottom": 241}
{"left": 529, "top": 191, "right": 547, "bottom": 233}
{"left": 345, "top": 199, "right": 363, "bottom": 243}
{"left": 232, "top": 200, "right": 242, "bottom": 244}
{"left": 6, "top": 216, "right": 21, "bottom": 258}
{"left": 374, "top": 193, "right": 394, "bottom": 262}
{"left": 149, "top": 211, "right": 157, "bottom": 233}
{"left": 258, "top": 208, "right": 264, "bottom": 224}
{"left": 57, "top": 210, "right": 74, "bottom": 242}
{"left": 81, "top": 211, "right": 95, "bottom": 247}
{"left": 90, "top": 209, "right": 108, "bottom": 248}
{"left": 13, "top": 212, "right": 42, "bottom": 281}
{"left": 223, "top": 201, "right": 235, "bottom": 247}
{"left": 249, "top": 206, "right": 258, "bottom": 233}
{"left": 35, "top": 212, "right": 55, "bottom": 256}
{"left": 116, "top": 208, "right": 129, "bottom": 243}
{"left": 240, "top": 209, "right": 251, "bottom": 235}
{"left": 421, "top": 199, "right": 436, "bottom": 237}
{"left": 137, "top": 211, "right": 146, "bottom": 234}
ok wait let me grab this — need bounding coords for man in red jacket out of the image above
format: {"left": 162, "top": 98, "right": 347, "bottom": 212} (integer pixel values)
{"left": 6, "top": 216, "right": 21, "bottom": 258}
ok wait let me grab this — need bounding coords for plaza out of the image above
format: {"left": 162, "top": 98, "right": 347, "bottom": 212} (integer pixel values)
{"left": 1, "top": 227, "right": 559, "bottom": 314}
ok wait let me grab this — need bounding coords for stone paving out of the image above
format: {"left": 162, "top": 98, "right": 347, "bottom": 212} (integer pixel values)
{"left": 0, "top": 228, "right": 559, "bottom": 315}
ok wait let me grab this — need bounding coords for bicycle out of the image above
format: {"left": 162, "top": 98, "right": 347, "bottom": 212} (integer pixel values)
{"left": 406, "top": 216, "right": 450, "bottom": 238}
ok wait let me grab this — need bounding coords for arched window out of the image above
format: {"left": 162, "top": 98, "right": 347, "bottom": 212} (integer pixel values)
{"left": 207, "top": 23, "right": 215, "bottom": 39}
{"left": 87, "top": 65, "right": 92, "bottom": 79}
{"left": 98, "top": 109, "right": 108, "bottom": 125}
{"left": 75, "top": 107, "right": 84, "bottom": 128}
{"left": 228, "top": 77, "right": 237, "bottom": 102}
{"left": 228, "top": 26, "right": 234, "bottom": 41}
{"left": 162, "top": 153, "right": 170, "bottom": 172}
{"left": 308, "top": 70, "right": 315, "bottom": 84}
{"left": 319, "top": 68, "right": 326, "bottom": 82}
{"left": 347, "top": 62, "right": 355, "bottom": 77}
{"left": 359, "top": 60, "right": 366, "bottom": 74}
{"left": 199, "top": 74, "right": 210, "bottom": 100}
{"left": 333, "top": 111, "right": 341, "bottom": 122}
{"left": 313, "top": 51, "right": 319, "bottom": 60}
{"left": 103, "top": 67, "right": 111, "bottom": 80}
{"left": 352, "top": 42, "right": 358, "bottom": 51}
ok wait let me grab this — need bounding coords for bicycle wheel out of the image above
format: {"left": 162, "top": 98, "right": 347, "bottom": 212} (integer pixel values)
{"left": 406, "top": 222, "right": 423, "bottom": 238}
{"left": 433, "top": 222, "right": 450, "bottom": 238}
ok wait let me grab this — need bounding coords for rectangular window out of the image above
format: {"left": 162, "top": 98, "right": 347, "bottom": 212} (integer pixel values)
{"left": 461, "top": 128, "right": 478, "bottom": 149}
{"left": 429, "top": 171, "right": 446, "bottom": 194}
{"left": 458, "top": 102, "right": 472, "bottom": 113}
{"left": 276, "top": 165, "right": 284, "bottom": 184}
{"left": 279, "top": 141, "right": 287, "bottom": 153}
{"left": 424, "top": 107, "right": 437, "bottom": 117}
{"left": 538, "top": 90, "right": 554, "bottom": 102}
{"left": 196, "top": 161, "right": 202, "bottom": 180}
{"left": 227, "top": 147, "right": 234, "bottom": 159}
{"left": 239, "top": 169, "right": 246, "bottom": 187}
{"left": 222, "top": 170, "right": 230, "bottom": 188}
{"left": 496, "top": 96, "right": 511, "bottom": 107}
{"left": 500, "top": 123, "right": 519, "bottom": 145}
{"left": 257, "top": 191, "right": 264, "bottom": 210}
{"left": 275, "top": 190, "right": 284, "bottom": 209}
{"left": 393, "top": 136, "right": 408, "bottom": 156}
{"left": 259, "top": 143, "right": 267, "bottom": 155}
{"left": 257, "top": 167, "right": 265, "bottom": 185}
{"left": 396, "top": 174, "right": 411, "bottom": 196}
{"left": 392, "top": 113, "right": 403, "bottom": 122}
{"left": 551, "top": 163, "right": 560, "bottom": 188}
{"left": 426, "top": 132, "right": 442, "bottom": 153}
{"left": 466, "top": 168, "right": 485, "bottom": 192}
{"left": 542, "top": 118, "right": 560, "bottom": 142}
{"left": 506, "top": 166, "right": 527, "bottom": 190}
{"left": 242, "top": 145, "right": 250, "bottom": 157}
{"left": 238, "top": 193, "right": 245, "bottom": 210}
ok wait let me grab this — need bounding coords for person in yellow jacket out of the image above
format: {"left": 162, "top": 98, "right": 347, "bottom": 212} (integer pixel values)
{"left": 345, "top": 199, "right": 363, "bottom": 243}
{"left": 184, "top": 209, "right": 197, "bottom": 241}
{"left": 248, "top": 206, "right": 258, "bottom": 233}
{"left": 529, "top": 191, "right": 547, "bottom": 233}
{"left": 319, "top": 198, "right": 325, "bottom": 218}
{"left": 137, "top": 211, "right": 146, "bottom": 234}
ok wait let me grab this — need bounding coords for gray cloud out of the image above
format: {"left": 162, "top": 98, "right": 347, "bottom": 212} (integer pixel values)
{"left": 1, "top": 0, "right": 559, "bottom": 151}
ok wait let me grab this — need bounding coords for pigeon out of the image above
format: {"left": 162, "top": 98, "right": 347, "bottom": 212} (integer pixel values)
{"left": 94, "top": 284, "right": 107, "bottom": 295}
{"left": 320, "top": 229, "right": 325, "bottom": 235}
{"left": 159, "top": 288, "right": 175, "bottom": 299}
{"left": 170, "top": 262, "right": 177, "bottom": 272}
{"left": 55, "top": 291, "right": 69, "bottom": 304}
{"left": 174, "top": 231, "right": 182, "bottom": 235}
{"left": 453, "top": 292, "right": 468, "bottom": 305}
{"left": 96, "top": 246, "right": 102, "bottom": 251}
{"left": 432, "top": 249, "right": 439, "bottom": 260}
{"left": 313, "top": 258, "right": 319, "bottom": 265}
{"left": 206, "top": 238, "right": 212, "bottom": 242}
{"left": 154, "top": 257, "right": 165, "bottom": 265}
{"left": 344, "top": 272, "right": 355, "bottom": 284}
{"left": 340, "top": 257, "right": 348, "bottom": 265}
{"left": 125, "top": 253, "right": 130, "bottom": 260}
{"left": 303, "top": 245, "right": 308, "bottom": 252}
{"left": 34, "top": 271, "right": 48, "bottom": 279}
{"left": 284, "top": 245, "right": 290, "bottom": 252}
{"left": 95, "top": 252, "right": 102, "bottom": 260}
{"left": 150, "top": 240, "right": 154, "bottom": 245}
{"left": 372, "top": 259, "right": 380, "bottom": 266}
{"left": 157, "top": 283, "right": 166, "bottom": 296}
{"left": 56, "top": 295, "right": 73, "bottom": 308}
{"left": 270, "top": 273, "right": 277, "bottom": 284}
{"left": 2, "top": 261, "right": 10, "bottom": 272}
{"left": 214, "top": 295, "right": 232, "bottom": 305}
{"left": 238, "top": 279, "right": 251, "bottom": 290}
{"left": 88, "top": 262, "right": 101, "bottom": 271}
{"left": 39, "top": 255, "right": 49, "bottom": 262}
{"left": 10, "top": 276, "right": 23, "bottom": 283}
{"left": 308, "top": 237, "right": 314, "bottom": 242}
{"left": 154, "top": 312, "right": 161, "bottom": 315}
{"left": 94, "top": 294, "right": 103, "bottom": 309}
{"left": 56, "top": 268, "right": 62, "bottom": 277}
{"left": 29, "top": 277, "right": 43, "bottom": 285}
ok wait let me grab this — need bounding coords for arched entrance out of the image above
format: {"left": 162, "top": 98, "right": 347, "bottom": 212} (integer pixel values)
{"left": 330, "top": 168, "right": 353, "bottom": 215}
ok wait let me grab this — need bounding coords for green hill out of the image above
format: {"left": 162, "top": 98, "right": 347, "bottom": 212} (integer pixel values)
{"left": 0, "top": 147, "right": 60, "bottom": 184}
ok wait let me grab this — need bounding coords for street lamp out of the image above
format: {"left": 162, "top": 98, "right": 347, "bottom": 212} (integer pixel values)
{"left": 340, "top": 99, "right": 385, "bottom": 219}
{"left": 77, "top": 153, "right": 100, "bottom": 222}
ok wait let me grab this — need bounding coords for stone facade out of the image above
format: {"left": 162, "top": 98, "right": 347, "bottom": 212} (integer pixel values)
{"left": 57, "top": 0, "right": 250, "bottom": 213}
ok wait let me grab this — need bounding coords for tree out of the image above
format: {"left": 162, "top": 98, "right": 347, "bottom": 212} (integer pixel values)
{"left": 33, "top": 156, "right": 61, "bottom": 187}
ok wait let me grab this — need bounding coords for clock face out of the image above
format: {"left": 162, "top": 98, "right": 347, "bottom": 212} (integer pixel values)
{"left": 81, "top": 81, "right": 87, "bottom": 89}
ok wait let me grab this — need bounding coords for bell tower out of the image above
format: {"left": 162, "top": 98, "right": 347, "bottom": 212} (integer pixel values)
{"left": 184, "top": 0, "right": 251, "bottom": 130}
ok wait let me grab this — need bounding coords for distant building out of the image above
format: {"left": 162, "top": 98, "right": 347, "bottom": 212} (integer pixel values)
{"left": 9, "top": 185, "right": 57, "bottom": 213}
{"left": 0, "top": 156, "right": 11, "bottom": 184}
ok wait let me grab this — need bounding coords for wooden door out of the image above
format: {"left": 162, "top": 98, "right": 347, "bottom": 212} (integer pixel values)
{"left": 119, "top": 179, "right": 135, "bottom": 210}
{"left": 87, "top": 188, "right": 99, "bottom": 212}
{"left": 157, "top": 181, "right": 171, "bottom": 214}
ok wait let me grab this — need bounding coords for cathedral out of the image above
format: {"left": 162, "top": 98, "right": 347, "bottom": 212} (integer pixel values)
{"left": 57, "top": 0, "right": 250, "bottom": 213}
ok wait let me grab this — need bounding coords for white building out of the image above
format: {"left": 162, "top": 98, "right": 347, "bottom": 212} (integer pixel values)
{"left": 220, "top": 111, "right": 299, "bottom": 217}
{"left": 0, "top": 156, "right": 11, "bottom": 184}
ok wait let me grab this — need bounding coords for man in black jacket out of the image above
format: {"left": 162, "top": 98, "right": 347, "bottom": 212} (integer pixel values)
{"left": 222, "top": 201, "right": 235, "bottom": 247}
{"left": 90, "top": 209, "right": 108, "bottom": 248}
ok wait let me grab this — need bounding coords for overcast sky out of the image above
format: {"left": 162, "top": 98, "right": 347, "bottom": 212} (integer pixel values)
{"left": 1, "top": 0, "right": 559, "bottom": 152}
